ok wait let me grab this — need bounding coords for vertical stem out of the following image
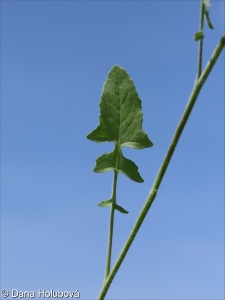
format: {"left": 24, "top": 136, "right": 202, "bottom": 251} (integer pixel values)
{"left": 104, "top": 170, "right": 118, "bottom": 280}
{"left": 197, "top": 1, "right": 205, "bottom": 79}
{"left": 98, "top": 33, "right": 225, "bottom": 300}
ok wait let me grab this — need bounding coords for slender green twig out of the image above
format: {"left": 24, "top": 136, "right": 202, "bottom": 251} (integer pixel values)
{"left": 98, "top": 33, "right": 225, "bottom": 300}
{"left": 104, "top": 170, "right": 118, "bottom": 280}
{"left": 197, "top": 0, "right": 205, "bottom": 79}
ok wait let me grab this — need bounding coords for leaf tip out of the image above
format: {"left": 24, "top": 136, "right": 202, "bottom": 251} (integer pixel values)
{"left": 115, "top": 204, "right": 129, "bottom": 214}
{"left": 97, "top": 199, "right": 113, "bottom": 207}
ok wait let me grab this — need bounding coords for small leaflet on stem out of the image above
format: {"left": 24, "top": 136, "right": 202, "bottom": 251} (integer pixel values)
{"left": 194, "top": 31, "right": 204, "bottom": 41}
{"left": 194, "top": 0, "right": 214, "bottom": 42}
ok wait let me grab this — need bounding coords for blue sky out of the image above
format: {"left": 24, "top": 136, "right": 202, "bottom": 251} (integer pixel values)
{"left": 1, "top": 1, "right": 224, "bottom": 299}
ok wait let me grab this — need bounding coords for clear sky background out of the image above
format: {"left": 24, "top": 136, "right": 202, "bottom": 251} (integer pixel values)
{"left": 1, "top": 1, "right": 224, "bottom": 299}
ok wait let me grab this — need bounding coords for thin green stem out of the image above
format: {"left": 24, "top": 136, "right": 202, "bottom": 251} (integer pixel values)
{"left": 104, "top": 170, "right": 118, "bottom": 280}
{"left": 197, "top": 1, "right": 205, "bottom": 79}
{"left": 98, "top": 33, "right": 225, "bottom": 300}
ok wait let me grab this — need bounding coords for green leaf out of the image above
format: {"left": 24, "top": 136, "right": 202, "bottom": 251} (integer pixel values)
{"left": 87, "top": 65, "right": 153, "bottom": 150}
{"left": 87, "top": 65, "right": 153, "bottom": 214}
{"left": 115, "top": 204, "right": 129, "bottom": 214}
{"left": 98, "top": 199, "right": 113, "bottom": 207}
{"left": 94, "top": 144, "right": 144, "bottom": 183}
{"left": 204, "top": 11, "right": 214, "bottom": 29}
{"left": 97, "top": 200, "right": 129, "bottom": 214}
{"left": 87, "top": 65, "right": 153, "bottom": 182}
{"left": 194, "top": 31, "right": 204, "bottom": 41}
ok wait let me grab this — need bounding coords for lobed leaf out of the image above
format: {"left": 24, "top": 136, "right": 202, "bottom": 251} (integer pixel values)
{"left": 87, "top": 65, "right": 153, "bottom": 150}
{"left": 87, "top": 65, "right": 153, "bottom": 210}
{"left": 94, "top": 144, "right": 144, "bottom": 183}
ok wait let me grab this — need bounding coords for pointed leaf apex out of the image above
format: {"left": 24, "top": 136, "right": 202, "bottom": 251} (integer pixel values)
{"left": 115, "top": 204, "right": 129, "bottom": 214}
{"left": 87, "top": 65, "right": 153, "bottom": 149}
{"left": 98, "top": 199, "right": 113, "bottom": 207}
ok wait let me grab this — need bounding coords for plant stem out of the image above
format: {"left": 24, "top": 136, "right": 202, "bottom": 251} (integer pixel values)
{"left": 104, "top": 170, "right": 118, "bottom": 280}
{"left": 197, "top": 0, "right": 205, "bottom": 79}
{"left": 98, "top": 33, "right": 225, "bottom": 300}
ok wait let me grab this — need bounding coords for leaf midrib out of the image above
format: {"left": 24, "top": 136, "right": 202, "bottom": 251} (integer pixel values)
{"left": 114, "top": 76, "right": 123, "bottom": 173}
